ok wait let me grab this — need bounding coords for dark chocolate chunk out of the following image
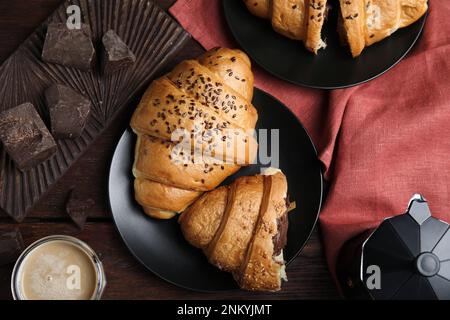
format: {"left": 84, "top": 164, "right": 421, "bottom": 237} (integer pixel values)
{"left": 42, "top": 23, "right": 95, "bottom": 71}
{"left": 101, "top": 30, "right": 136, "bottom": 75}
{"left": 0, "top": 230, "right": 24, "bottom": 266}
{"left": 66, "top": 190, "right": 95, "bottom": 230}
{"left": 45, "top": 84, "right": 91, "bottom": 139}
{"left": 0, "top": 103, "right": 57, "bottom": 171}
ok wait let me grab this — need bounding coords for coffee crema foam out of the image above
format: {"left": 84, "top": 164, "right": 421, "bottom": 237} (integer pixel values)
{"left": 18, "top": 240, "right": 98, "bottom": 300}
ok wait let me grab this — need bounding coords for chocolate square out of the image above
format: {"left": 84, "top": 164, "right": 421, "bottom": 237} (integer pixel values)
{"left": 66, "top": 189, "right": 95, "bottom": 230}
{"left": 101, "top": 30, "right": 136, "bottom": 75}
{"left": 0, "top": 103, "right": 57, "bottom": 171}
{"left": 45, "top": 84, "right": 91, "bottom": 139}
{"left": 42, "top": 23, "right": 95, "bottom": 71}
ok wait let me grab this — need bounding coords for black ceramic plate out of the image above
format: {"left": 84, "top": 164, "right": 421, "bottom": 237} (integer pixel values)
{"left": 109, "top": 88, "right": 323, "bottom": 291}
{"left": 223, "top": 0, "right": 428, "bottom": 89}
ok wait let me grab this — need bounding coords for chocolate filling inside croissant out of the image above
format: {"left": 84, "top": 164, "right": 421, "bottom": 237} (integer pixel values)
{"left": 273, "top": 210, "right": 289, "bottom": 258}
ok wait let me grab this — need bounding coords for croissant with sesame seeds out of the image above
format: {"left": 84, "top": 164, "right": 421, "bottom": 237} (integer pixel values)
{"left": 130, "top": 48, "right": 258, "bottom": 219}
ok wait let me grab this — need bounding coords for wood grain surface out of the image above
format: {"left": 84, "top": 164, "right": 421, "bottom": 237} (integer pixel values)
{"left": 0, "top": 0, "right": 190, "bottom": 221}
{"left": 0, "top": 0, "right": 339, "bottom": 299}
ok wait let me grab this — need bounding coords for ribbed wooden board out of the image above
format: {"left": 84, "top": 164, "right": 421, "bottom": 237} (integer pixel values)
{"left": 0, "top": 0, "right": 190, "bottom": 222}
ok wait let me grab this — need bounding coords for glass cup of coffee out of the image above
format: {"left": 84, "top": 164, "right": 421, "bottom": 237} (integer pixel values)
{"left": 11, "top": 235, "right": 106, "bottom": 300}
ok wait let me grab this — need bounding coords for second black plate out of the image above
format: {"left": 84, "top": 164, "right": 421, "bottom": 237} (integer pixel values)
{"left": 109, "top": 88, "right": 323, "bottom": 292}
{"left": 223, "top": 0, "right": 427, "bottom": 89}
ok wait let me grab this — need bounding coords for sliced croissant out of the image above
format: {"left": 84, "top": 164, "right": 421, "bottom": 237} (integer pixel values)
{"left": 244, "top": 0, "right": 427, "bottom": 57}
{"left": 179, "top": 170, "right": 290, "bottom": 292}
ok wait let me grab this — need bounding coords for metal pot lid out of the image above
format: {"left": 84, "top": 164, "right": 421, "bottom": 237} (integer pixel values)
{"left": 361, "top": 194, "right": 450, "bottom": 300}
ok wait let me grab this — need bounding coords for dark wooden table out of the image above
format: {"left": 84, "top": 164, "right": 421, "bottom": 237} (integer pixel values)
{"left": 0, "top": 0, "right": 338, "bottom": 300}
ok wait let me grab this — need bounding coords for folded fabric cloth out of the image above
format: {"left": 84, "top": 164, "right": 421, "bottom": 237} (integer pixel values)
{"left": 170, "top": 0, "right": 450, "bottom": 293}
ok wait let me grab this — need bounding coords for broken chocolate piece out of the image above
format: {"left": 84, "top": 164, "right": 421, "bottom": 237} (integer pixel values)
{"left": 66, "top": 190, "right": 95, "bottom": 230}
{"left": 42, "top": 23, "right": 95, "bottom": 71}
{"left": 0, "top": 230, "right": 24, "bottom": 266}
{"left": 45, "top": 84, "right": 91, "bottom": 139}
{"left": 101, "top": 30, "right": 136, "bottom": 75}
{"left": 0, "top": 103, "right": 57, "bottom": 171}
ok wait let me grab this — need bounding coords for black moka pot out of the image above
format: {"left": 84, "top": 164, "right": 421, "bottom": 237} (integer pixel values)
{"left": 337, "top": 194, "right": 450, "bottom": 300}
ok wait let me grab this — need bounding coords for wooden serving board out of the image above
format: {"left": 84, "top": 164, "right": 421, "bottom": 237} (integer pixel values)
{"left": 0, "top": 0, "right": 190, "bottom": 221}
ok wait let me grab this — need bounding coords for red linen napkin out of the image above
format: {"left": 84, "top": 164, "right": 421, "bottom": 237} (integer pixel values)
{"left": 170, "top": 0, "right": 450, "bottom": 293}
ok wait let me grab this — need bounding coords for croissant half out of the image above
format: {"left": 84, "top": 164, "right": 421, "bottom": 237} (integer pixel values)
{"left": 338, "top": 0, "right": 428, "bottom": 57}
{"left": 244, "top": 0, "right": 428, "bottom": 57}
{"left": 244, "top": 0, "right": 329, "bottom": 54}
{"left": 130, "top": 48, "right": 259, "bottom": 219}
{"left": 179, "top": 170, "right": 289, "bottom": 292}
